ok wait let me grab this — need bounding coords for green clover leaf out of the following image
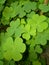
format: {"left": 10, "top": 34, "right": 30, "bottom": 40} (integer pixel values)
{"left": 6, "top": 19, "right": 20, "bottom": 36}
{"left": 15, "top": 24, "right": 25, "bottom": 37}
{"left": 23, "top": 2, "right": 37, "bottom": 13}
{"left": 39, "top": 4, "right": 49, "bottom": 12}
{"left": 35, "top": 45, "right": 43, "bottom": 54}
{"left": 3, "top": 6, "right": 13, "bottom": 20}
{"left": 27, "top": 14, "right": 48, "bottom": 36}
{"left": 29, "top": 47, "right": 37, "bottom": 61}
{"left": 22, "top": 14, "right": 48, "bottom": 40}
{"left": 33, "top": 60, "right": 41, "bottom": 65}
{"left": 22, "top": 33, "right": 30, "bottom": 40}
{"left": 2, "top": 37, "right": 26, "bottom": 61}
{"left": 35, "top": 28, "right": 49, "bottom": 45}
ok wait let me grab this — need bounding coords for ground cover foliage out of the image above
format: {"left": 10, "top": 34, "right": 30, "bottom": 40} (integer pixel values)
{"left": 0, "top": 0, "right": 49, "bottom": 65}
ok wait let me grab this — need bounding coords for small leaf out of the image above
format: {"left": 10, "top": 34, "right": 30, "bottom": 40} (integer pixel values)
{"left": 15, "top": 25, "right": 25, "bottom": 37}
{"left": 33, "top": 60, "right": 41, "bottom": 65}
{"left": 12, "top": 51, "right": 22, "bottom": 61}
{"left": 35, "top": 45, "right": 43, "bottom": 54}
{"left": 22, "top": 33, "right": 30, "bottom": 40}
{"left": 37, "top": 22, "right": 48, "bottom": 32}
{"left": 29, "top": 47, "right": 37, "bottom": 60}
{"left": 25, "top": 24, "right": 30, "bottom": 32}
{"left": 9, "top": 60, "right": 15, "bottom": 65}
{"left": 30, "top": 28, "right": 36, "bottom": 36}
{"left": 14, "top": 37, "right": 26, "bottom": 53}
{"left": 23, "top": 2, "right": 37, "bottom": 13}
{"left": 39, "top": 4, "right": 49, "bottom": 12}
{"left": 21, "top": 19, "right": 26, "bottom": 24}
{"left": 7, "top": 19, "right": 20, "bottom": 36}
{"left": 3, "top": 7, "right": 13, "bottom": 20}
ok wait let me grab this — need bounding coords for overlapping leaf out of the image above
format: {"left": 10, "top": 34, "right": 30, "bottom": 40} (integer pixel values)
{"left": 2, "top": 1, "right": 37, "bottom": 22}
{"left": 2, "top": 37, "right": 26, "bottom": 61}
{"left": 28, "top": 28, "right": 49, "bottom": 51}
{"left": 28, "top": 44, "right": 38, "bottom": 62}
{"left": 6, "top": 19, "right": 25, "bottom": 37}
{"left": 22, "top": 14, "right": 48, "bottom": 40}
{"left": 11, "top": 3, "right": 26, "bottom": 18}
{"left": 23, "top": 2, "right": 37, "bottom": 13}
{"left": 26, "top": 28, "right": 49, "bottom": 64}
{"left": 3, "top": 6, "right": 13, "bottom": 20}
{"left": 39, "top": 4, "right": 49, "bottom": 12}
{"left": 35, "top": 45, "right": 43, "bottom": 54}
{"left": 0, "top": 0, "right": 49, "bottom": 64}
